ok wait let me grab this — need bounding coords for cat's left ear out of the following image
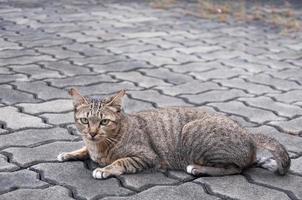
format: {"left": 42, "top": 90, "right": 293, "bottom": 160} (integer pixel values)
{"left": 106, "top": 89, "right": 126, "bottom": 111}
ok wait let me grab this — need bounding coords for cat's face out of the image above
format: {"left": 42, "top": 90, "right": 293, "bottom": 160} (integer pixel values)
{"left": 69, "top": 88, "right": 125, "bottom": 142}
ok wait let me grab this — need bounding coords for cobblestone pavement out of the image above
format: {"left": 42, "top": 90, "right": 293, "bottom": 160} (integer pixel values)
{"left": 0, "top": 0, "right": 302, "bottom": 200}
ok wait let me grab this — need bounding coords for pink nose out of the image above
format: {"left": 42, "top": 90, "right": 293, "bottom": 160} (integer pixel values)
{"left": 89, "top": 132, "right": 97, "bottom": 138}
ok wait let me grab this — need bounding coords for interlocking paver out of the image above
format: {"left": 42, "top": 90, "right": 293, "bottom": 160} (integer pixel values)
{"left": 0, "top": 0, "right": 302, "bottom": 199}
{"left": 32, "top": 162, "right": 132, "bottom": 200}
{"left": 0, "top": 186, "right": 74, "bottom": 200}
{"left": 0, "top": 106, "right": 50, "bottom": 130}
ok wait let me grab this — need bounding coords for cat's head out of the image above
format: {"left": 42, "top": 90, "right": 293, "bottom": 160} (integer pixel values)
{"left": 69, "top": 88, "right": 126, "bottom": 142}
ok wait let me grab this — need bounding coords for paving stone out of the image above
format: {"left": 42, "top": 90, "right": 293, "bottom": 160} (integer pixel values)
{"left": 10, "top": 64, "right": 62, "bottom": 80}
{"left": 123, "top": 32, "right": 167, "bottom": 38}
{"left": 0, "top": 84, "right": 40, "bottom": 104}
{"left": 126, "top": 52, "right": 178, "bottom": 66}
{"left": 32, "top": 162, "right": 132, "bottom": 200}
{"left": 175, "top": 45, "right": 222, "bottom": 54}
{"left": 103, "top": 182, "right": 219, "bottom": 200}
{"left": 157, "top": 81, "right": 223, "bottom": 96}
{"left": 269, "top": 68, "right": 302, "bottom": 84}
{"left": 139, "top": 68, "right": 194, "bottom": 85}
{"left": 0, "top": 185, "right": 74, "bottom": 200}
{"left": 291, "top": 156, "right": 302, "bottom": 174}
{"left": 70, "top": 55, "right": 124, "bottom": 66}
{"left": 216, "top": 78, "right": 280, "bottom": 95}
{"left": 39, "top": 60, "right": 92, "bottom": 76}
{"left": 242, "top": 73, "right": 302, "bottom": 91}
{"left": 13, "top": 81, "right": 68, "bottom": 100}
{"left": 222, "top": 59, "right": 270, "bottom": 73}
{"left": 124, "top": 96, "right": 155, "bottom": 113}
{"left": 111, "top": 71, "right": 171, "bottom": 88}
{"left": 246, "top": 168, "right": 302, "bottom": 199}
{"left": 120, "top": 171, "right": 178, "bottom": 191}
{"left": 89, "top": 60, "right": 152, "bottom": 73}
{"left": 36, "top": 46, "right": 84, "bottom": 59}
{"left": 209, "top": 101, "right": 284, "bottom": 124}
{"left": 0, "top": 67, "right": 12, "bottom": 74}
{"left": 0, "top": 170, "right": 48, "bottom": 193}
{"left": 4, "top": 141, "right": 83, "bottom": 167}
{"left": 246, "top": 125, "right": 302, "bottom": 153}
{"left": 268, "top": 90, "right": 302, "bottom": 104}
{"left": 269, "top": 117, "right": 302, "bottom": 135}
{"left": 190, "top": 68, "right": 248, "bottom": 81}
{"left": 47, "top": 74, "right": 116, "bottom": 88}
{"left": 195, "top": 175, "right": 290, "bottom": 200}
{"left": 0, "top": 127, "right": 76, "bottom": 149}
{"left": 0, "top": 73, "right": 28, "bottom": 83}
{"left": 182, "top": 89, "right": 252, "bottom": 104}
{"left": 17, "top": 99, "right": 73, "bottom": 114}
{"left": 0, "top": 49, "right": 39, "bottom": 59}
{"left": 0, "top": 106, "right": 50, "bottom": 130}
{"left": 0, "top": 55, "right": 56, "bottom": 65}
{"left": 239, "top": 96, "right": 302, "bottom": 118}
{"left": 108, "top": 43, "right": 158, "bottom": 54}
{"left": 0, "top": 154, "right": 19, "bottom": 172}
{"left": 164, "top": 61, "right": 219, "bottom": 73}
{"left": 129, "top": 90, "right": 190, "bottom": 107}
{"left": 41, "top": 112, "right": 74, "bottom": 125}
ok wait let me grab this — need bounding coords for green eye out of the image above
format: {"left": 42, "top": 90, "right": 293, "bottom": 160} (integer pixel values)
{"left": 100, "top": 119, "right": 110, "bottom": 126}
{"left": 80, "top": 118, "right": 89, "bottom": 124}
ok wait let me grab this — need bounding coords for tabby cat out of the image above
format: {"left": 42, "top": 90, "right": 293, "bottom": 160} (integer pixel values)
{"left": 57, "top": 88, "right": 290, "bottom": 179}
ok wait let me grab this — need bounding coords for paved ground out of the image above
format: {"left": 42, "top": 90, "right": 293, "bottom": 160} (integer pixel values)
{"left": 0, "top": 0, "right": 302, "bottom": 199}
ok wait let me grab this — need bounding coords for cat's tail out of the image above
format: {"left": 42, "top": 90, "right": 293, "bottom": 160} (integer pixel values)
{"left": 251, "top": 133, "right": 290, "bottom": 175}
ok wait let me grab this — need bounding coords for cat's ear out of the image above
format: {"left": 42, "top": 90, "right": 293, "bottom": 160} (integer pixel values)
{"left": 106, "top": 89, "right": 126, "bottom": 110}
{"left": 68, "top": 88, "right": 88, "bottom": 106}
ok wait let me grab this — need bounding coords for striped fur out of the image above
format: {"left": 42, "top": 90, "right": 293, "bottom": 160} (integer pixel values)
{"left": 58, "top": 88, "right": 291, "bottom": 179}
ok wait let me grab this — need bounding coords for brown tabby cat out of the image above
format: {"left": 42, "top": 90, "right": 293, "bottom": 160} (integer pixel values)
{"left": 57, "top": 88, "right": 290, "bottom": 179}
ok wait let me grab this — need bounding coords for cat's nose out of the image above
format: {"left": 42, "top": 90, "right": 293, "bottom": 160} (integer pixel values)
{"left": 89, "top": 132, "right": 97, "bottom": 138}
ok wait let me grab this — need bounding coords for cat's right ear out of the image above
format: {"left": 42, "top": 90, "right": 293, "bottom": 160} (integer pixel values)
{"left": 68, "top": 88, "right": 88, "bottom": 106}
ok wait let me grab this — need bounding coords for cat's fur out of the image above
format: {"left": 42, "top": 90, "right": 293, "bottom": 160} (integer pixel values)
{"left": 57, "top": 88, "right": 291, "bottom": 179}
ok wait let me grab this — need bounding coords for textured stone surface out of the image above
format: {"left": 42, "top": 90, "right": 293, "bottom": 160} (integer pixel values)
{"left": 32, "top": 162, "right": 132, "bottom": 200}
{"left": 0, "top": 170, "right": 48, "bottom": 193}
{"left": 0, "top": 106, "right": 50, "bottom": 130}
{"left": 102, "top": 182, "right": 219, "bottom": 200}
{"left": 0, "top": 0, "right": 302, "bottom": 199}
{"left": 0, "top": 186, "right": 74, "bottom": 200}
{"left": 195, "top": 175, "right": 290, "bottom": 200}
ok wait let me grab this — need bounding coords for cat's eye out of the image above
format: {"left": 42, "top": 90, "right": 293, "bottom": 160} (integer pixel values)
{"left": 100, "top": 119, "right": 110, "bottom": 126}
{"left": 80, "top": 118, "right": 89, "bottom": 124}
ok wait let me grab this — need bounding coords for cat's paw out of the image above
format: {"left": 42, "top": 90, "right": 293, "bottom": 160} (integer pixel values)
{"left": 57, "top": 152, "right": 69, "bottom": 162}
{"left": 92, "top": 168, "right": 111, "bottom": 179}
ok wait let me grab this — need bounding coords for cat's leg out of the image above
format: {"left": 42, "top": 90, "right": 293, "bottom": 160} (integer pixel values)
{"left": 186, "top": 164, "right": 241, "bottom": 176}
{"left": 92, "top": 157, "right": 147, "bottom": 179}
{"left": 57, "top": 146, "right": 89, "bottom": 161}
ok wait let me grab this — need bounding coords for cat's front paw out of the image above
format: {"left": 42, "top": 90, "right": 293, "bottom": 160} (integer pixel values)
{"left": 57, "top": 152, "right": 69, "bottom": 162}
{"left": 92, "top": 168, "right": 111, "bottom": 179}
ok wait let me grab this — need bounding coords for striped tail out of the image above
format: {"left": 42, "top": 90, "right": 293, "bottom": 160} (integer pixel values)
{"left": 251, "top": 133, "right": 290, "bottom": 175}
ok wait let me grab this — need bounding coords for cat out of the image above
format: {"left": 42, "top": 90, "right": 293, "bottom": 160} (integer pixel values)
{"left": 57, "top": 88, "right": 290, "bottom": 179}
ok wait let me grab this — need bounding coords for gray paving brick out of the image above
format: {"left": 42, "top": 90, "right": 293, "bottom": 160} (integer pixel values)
{"left": 0, "top": 170, "right": 48, "bottom": 193}
{"left": 216, "top": 78, "right": 280, "bottom": 95}
{"left": 39, "top": 60, "right": 92, "bottom": 76}
{"left": 102, "top": 182, "right": 219, "bottom": 200}
{"left": 166, "top": 170, "right": 194, "bottom": 181}
{"left": 0, "top": 55, "right": 56, "bottom": 65}
{"left": 41, "top": 112, "right": 74, "bottom": 125}
{"left": 209, "top": 101, "right": 284, "bottom": 124}
{"left": 10, "top": 64, "right": 62, "bottom": 80}
{"left": 157, "top": 81, "right": 222, "bottom": 96}
{"left": 35, "top": 46, "right": 84, "bottom": 59}
{"left": 126, "top": 52, "right": 179, "bottom": 66}
{"left": 32, "top": 162, "right": 132, "bottom": 200}
{"left": 121, "top": 172, "right": 178, "bottom": 191}
{"left": 267, "top": 90, "right": 302, "bottom": 104}
{"left": 175, "top": 45, "right": 222, "bottom": 54}
{"left": 291, "top": 156, "right": 302, "bottom": 174}
{"left": 111, "top": 71, "right": 171, "bottom": 88}
{"left": 195, "top": 175, "right": 290, "bottom": 200}
{"left": 70, "top": 55, "right": 124, "bottom": 66}
{"left": 222, "top": 59, "right": 271, "bottom": 73}
{"left": 0, "top": 127, "right": 76, "bottom": 149}
{"left": 246, "top": 168, "right": 302, "bottom": 199}
{"left": 0, "top": 154, "right": 19, "bottom": 172}
{"left": 0, "top": 186, "right": 74, "bottom": 200}
{"left": 0, "top": 49, "right": 40, "bottom": 59}
{"left": 89, "top": 60, "right": 152, "bottom": 73}
{"left": 17, "top": 99, "right": 72, "bottom": 114}
{"left": 190, "top": 68, "right": 248, "bottom": 81}
{"left": 239, "top": 96, "right": 302, "bottom": 118}
{"left": 0, "top": 106, "right": 50, "bottom": 130}
{"left": 4, "top": 141, "right": 83, "bottom": 167}
{"left": 269, "top": 117, "right": 302, "bottom": 135}
{"left": 129, "top": 90, "right": 190, "bottom": 107}
{"left": 47, "top": 74, "right": 116, "bottom": 88}
{"left": 0, "top": 73, "right": 28, "bottom": 83}
{"left": 124, "top": 96, "right": 155, "bottom": 113}
{"left": 164, "top": 61, "right": 219, "bottom": 73}
{"left": 13, "top": 81, "right": 68, "bottom": 100}
{"left": 183, "top": 89, "right": 252, "bottom": 104}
